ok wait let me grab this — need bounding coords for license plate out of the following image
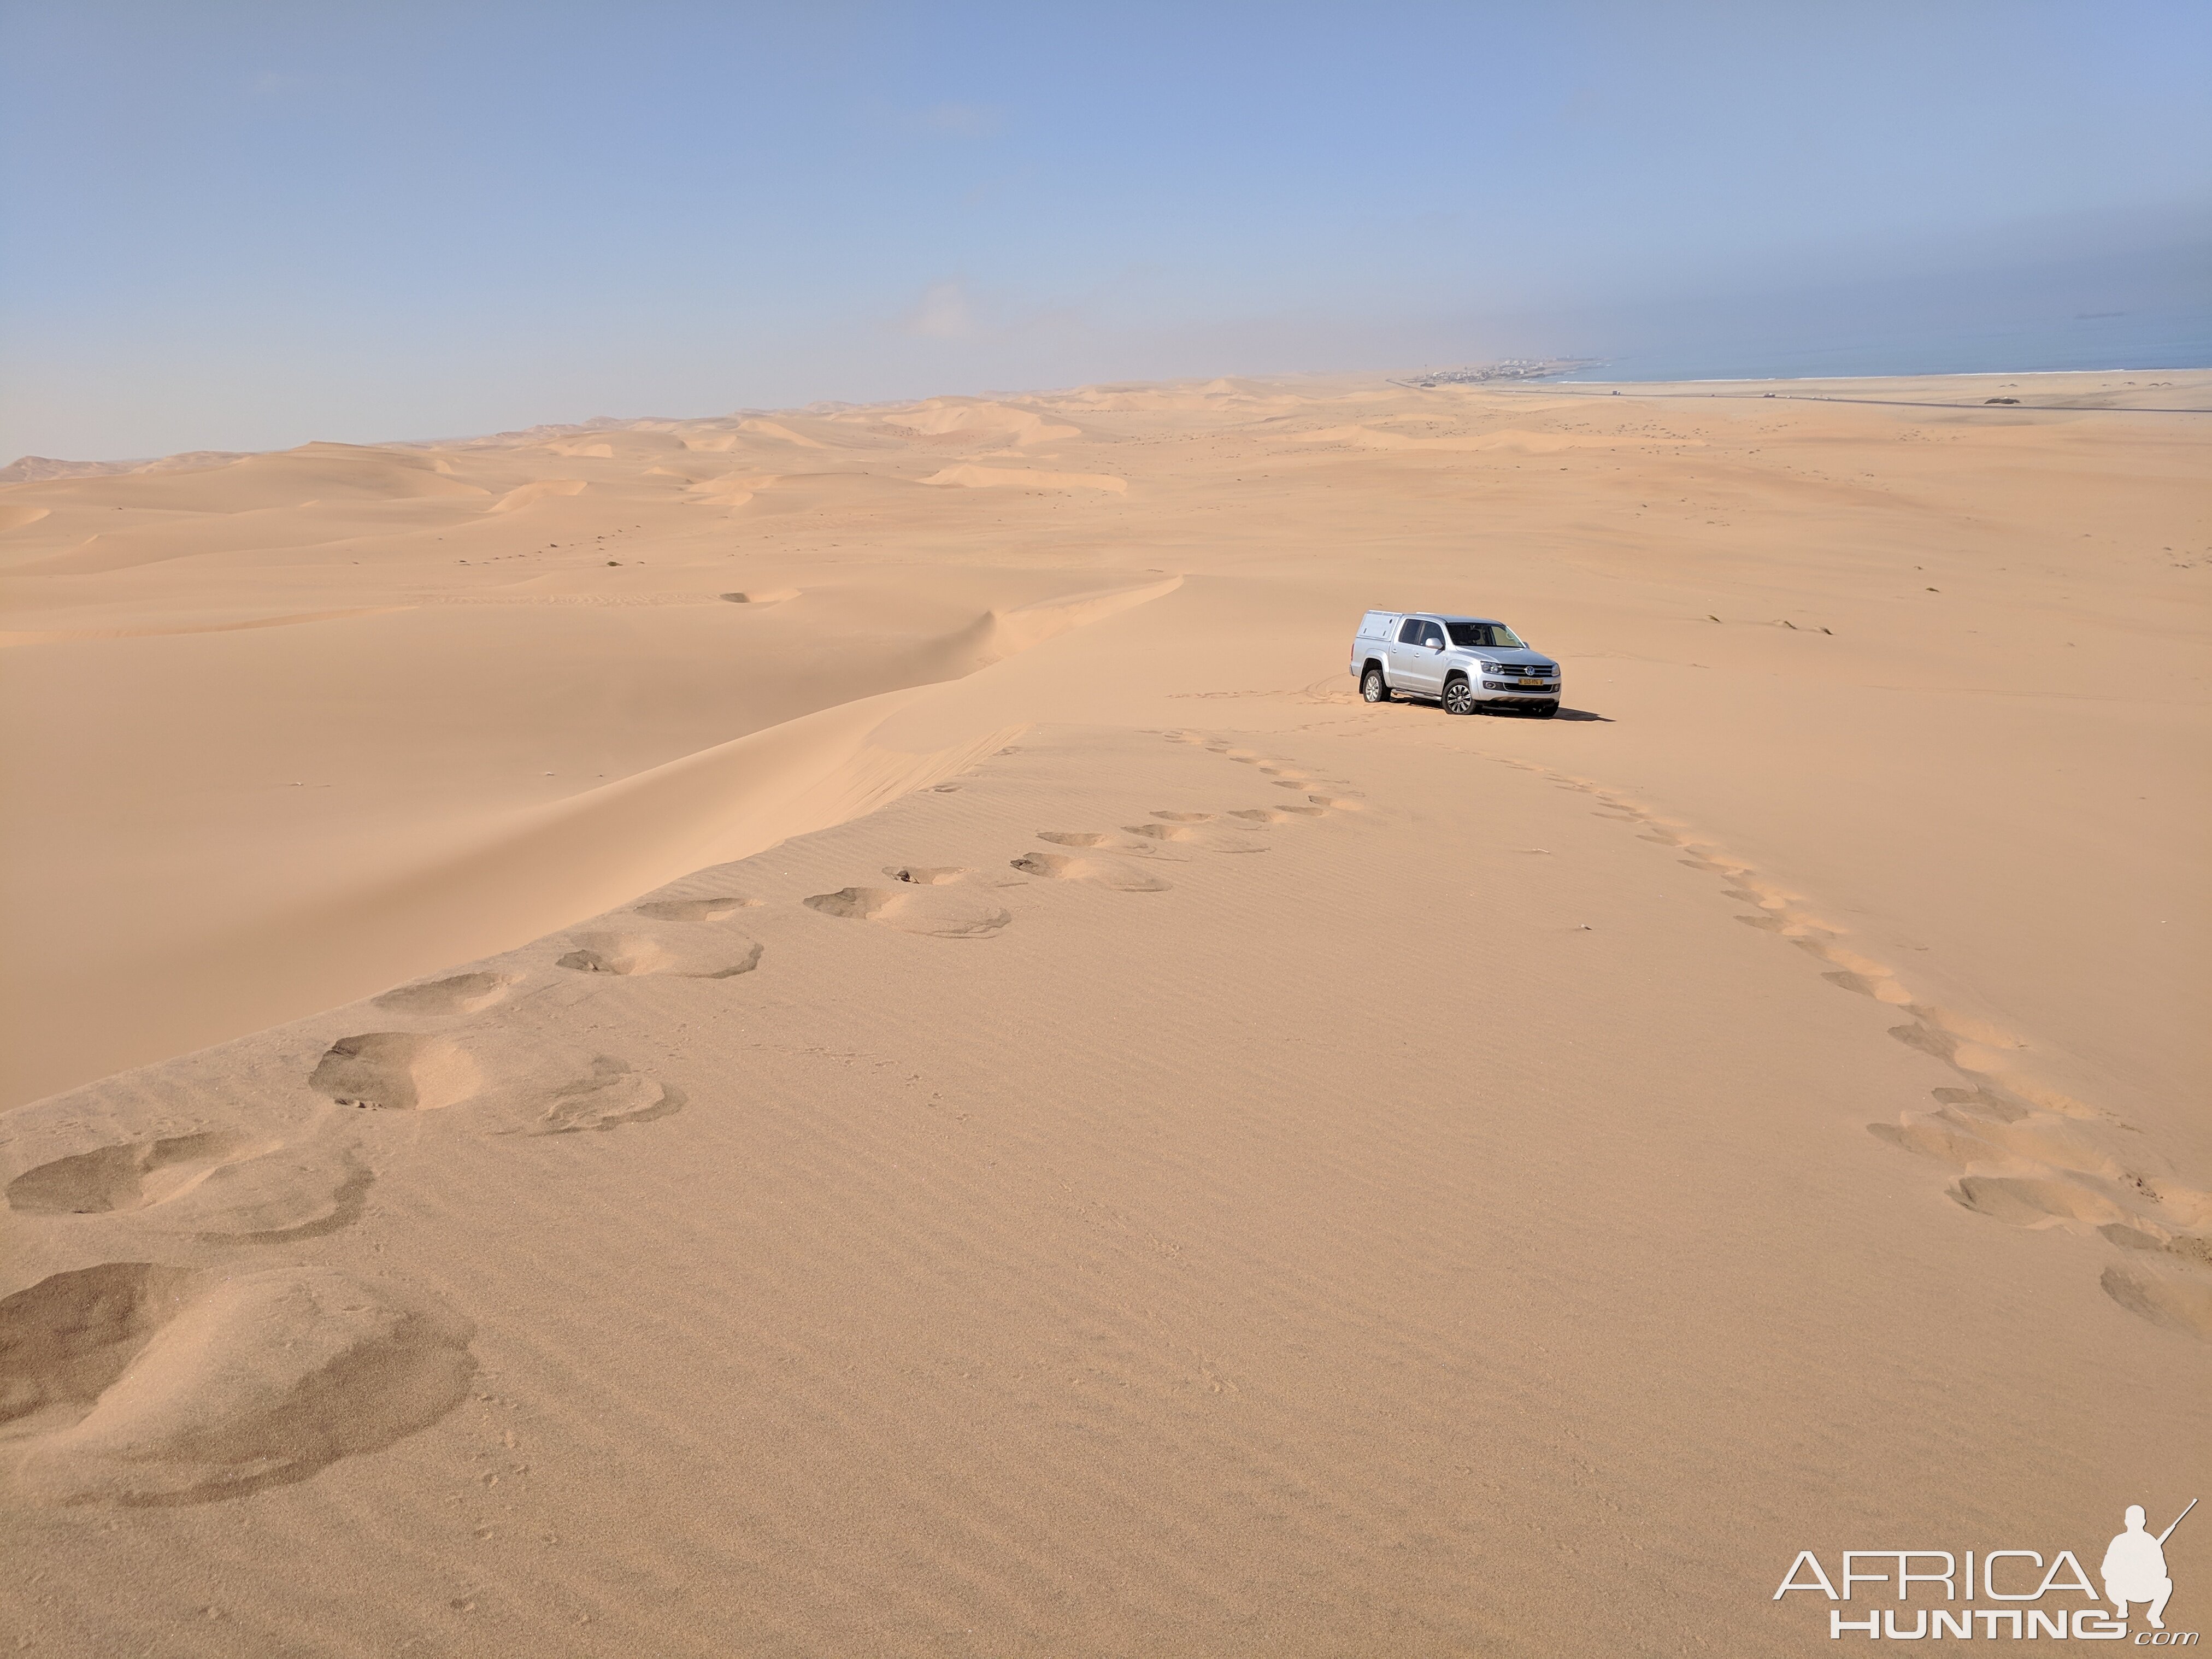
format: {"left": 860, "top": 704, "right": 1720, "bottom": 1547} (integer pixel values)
{"left": 1518, "top": 677, "right": 1544, "bottom": 687}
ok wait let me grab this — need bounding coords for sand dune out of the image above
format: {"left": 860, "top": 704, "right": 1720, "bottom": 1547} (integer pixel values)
{"left": 1, "top": 368, "right": 2205, "bottom": 1654}
{"left": 682, "top": 473, "right": 775, "bottom": 509}
{"left": 736, "top": 416, "right": 831, "bottom": 448}
{"left": 880, "top": 397, "right": 1082, "bottom": 446}
{"left": 922, "top": 462, "right": 1127, "bottom": 492}
{"left": 487, "top": 478, "right": 589, "bottom": 512}
{"left": 1298, "top": 420, "right": 1706, "bottom": 452}
{"left": 8, "top": 442, "right": 491, "bottom": 515}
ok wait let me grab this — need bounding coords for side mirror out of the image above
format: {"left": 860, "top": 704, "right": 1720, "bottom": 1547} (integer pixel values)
{"left": 1429, "top": 639, "right": 1444, "bottom": 652}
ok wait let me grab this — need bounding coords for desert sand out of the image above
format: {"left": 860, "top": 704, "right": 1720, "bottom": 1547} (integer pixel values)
{"left": 1, "top": 369, "right": 2206, "bottom": 1654}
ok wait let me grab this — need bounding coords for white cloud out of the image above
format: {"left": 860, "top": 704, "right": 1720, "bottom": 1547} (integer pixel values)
{"left": 904, "top": 280, "right": 976, "bottom": 340}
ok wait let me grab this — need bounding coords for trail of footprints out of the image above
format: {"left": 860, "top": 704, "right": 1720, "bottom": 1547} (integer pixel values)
{"left": 0, "top": 732, "right": 1362, "bottom": 1505}
{"left": 1492, "top": 754, "right": 2212, "bottom": 1343}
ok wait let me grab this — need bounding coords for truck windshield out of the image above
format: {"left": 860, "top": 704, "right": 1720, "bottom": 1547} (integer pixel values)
{"left": 1446, "top": 622, "right": 1525, "bottom": 649}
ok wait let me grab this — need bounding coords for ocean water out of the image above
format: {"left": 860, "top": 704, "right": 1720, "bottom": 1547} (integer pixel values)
{"left": 1553, "top": 305, "right": 2212, "bottom": 385}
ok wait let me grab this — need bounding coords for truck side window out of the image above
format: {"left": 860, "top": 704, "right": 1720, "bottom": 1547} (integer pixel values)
{"left": 1397, "top": 619, "right": 1425, "bottom": 644}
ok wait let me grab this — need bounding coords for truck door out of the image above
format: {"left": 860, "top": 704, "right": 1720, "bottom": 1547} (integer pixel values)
{"left": 1396, "top": 617, "right": 1444, "bottom": 694}
{"left": 1420, "top": 619, "right": 1450, "bottom": 689}
{"left": 1392, "top": 617, "right": 1432, "bottom": 693}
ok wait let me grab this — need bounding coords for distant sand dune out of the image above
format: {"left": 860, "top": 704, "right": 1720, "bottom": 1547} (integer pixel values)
{"left": 683, "top": 473, "right": 775, "bottom": 509}
{"left": 737, "top": 417, "right": 830, "bottom": 448}
{"left": 0, "top": 605, "right": 409, "bottom": 648}
{"left": 884, "top": 398, "right": 1081, "bottom": 446}
{"left": 923, "top": 463, "right": 1127, "bottom": 492}
{"left": 488, "top": 477, "right": 589, "bottom": 512}
{"left": 0, "top": 442, "right": 491, "bottom": 516}
{"left": 1296, "top": 422, "right": 1705, "bottom": 452}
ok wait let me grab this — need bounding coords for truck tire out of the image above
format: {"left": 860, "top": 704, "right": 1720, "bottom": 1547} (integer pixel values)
{"left": 1361, "top": 667, "right": 1391, "bottom": 704}
{"left": 1530, "top": 702, "right": 1558, "bottom": 719}
{"left": 1441, "top": 675, "right": 1476, "bottom": 716}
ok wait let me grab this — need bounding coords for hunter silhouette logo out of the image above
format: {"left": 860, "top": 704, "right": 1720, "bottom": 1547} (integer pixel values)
{"left": 1774, "top": 1498, "right": 2198, "bottom": 1642}
{"left": 2107, "top": 1501, "right": 2193, "bottom": 1632}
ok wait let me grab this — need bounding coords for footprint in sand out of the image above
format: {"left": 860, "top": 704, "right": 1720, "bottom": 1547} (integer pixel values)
{"left": 1122, "top": 823, "right": 1268, "bottom": 853}
{"left": 2, "top": 1104, "right": 369, "bottom": 1243}
{"left": 1884, "top": 1017, "right": 2015, "bottom": 1075}
{"left": 1227, "top": 807, "right": 1296, "bottom": 823}
{"left": 1864, "top": 1057, "right": 2212, "bottom": 1338}
{"left": 311, "top": 1032, "right": 482, "bottom": 1111}
{"left": 1560, "top": 751, "right": 2212, "bottom": 1341}
{"left": 187, "top": 1155, "right": 372, "bottom": 1244}
{"left": 1009, "top": 851, "right": 1172, "bottom": 891}
{"left": 1820, "top": 969, "right": 1917, "bottom": 1005}
{"left": 803, "top": 886, "right": 1011, "bottom": 938}
{"left": 1946, "top": 1173, "right": 2151, "bottom": 1232}
{"left": 1866, "top": 1111, "right": 2011, "bottom": 1170}
{"left": 373, "top": 970, "right": 517, "bottom": 1017}
{"left": 633, "top": 895, "right": 762, "bottom": 922}
{"left": 7, "top": 1131, "right": 278, "bottom": 1217}
{"left": 500, "top": 1057, "right": 684, "bottom": 1136}
{"left": 0, "top": 1262, "right": 474, "bottom": 1504}
{"left": 883, "top": 864, "right": 967, "bottom": 885}
{"left": 1932, "top": 1084, "right": 2031, "bottom": 1123}
{"left": 1955, "top": 1109, "right": 2122, "bottom": 1176}
{"left": 1150, "top": 811, "right": 1218, "bottom": 823}
{"left": 2101, "top": 1260, "right": 2212, "bottom": 1339}
{"left": 1038, "top": 830, "right": 1172, "bottom": 857}
{"left": 556, "top": 929, "right": 763, "bottom": 978}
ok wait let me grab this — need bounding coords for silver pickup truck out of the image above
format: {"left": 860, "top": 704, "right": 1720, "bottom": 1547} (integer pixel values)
{"left": 1349, "top": 610, "right": 1561, "bottom": 717}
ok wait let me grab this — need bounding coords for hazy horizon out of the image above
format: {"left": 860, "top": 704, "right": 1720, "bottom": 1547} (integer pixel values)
{"left": 3, "top": 2, "right": 2207, "bottom": 461}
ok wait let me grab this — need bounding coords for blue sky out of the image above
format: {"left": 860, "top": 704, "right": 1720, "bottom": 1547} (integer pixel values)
{"left": 3, "top": 2, "right": 2207, "bottom": 459}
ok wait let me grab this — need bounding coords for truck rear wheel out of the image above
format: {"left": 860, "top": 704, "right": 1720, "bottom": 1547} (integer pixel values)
{"left": 1361, "top": 667, "right": 1391, "bottom": 704}
{"left": 1442, "top": 675, "right": 1476, "bottom": 716}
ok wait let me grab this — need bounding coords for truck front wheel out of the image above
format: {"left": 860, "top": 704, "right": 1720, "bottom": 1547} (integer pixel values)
{"left": 1442, "top": 675, "right": 1476, "bottom": 716}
